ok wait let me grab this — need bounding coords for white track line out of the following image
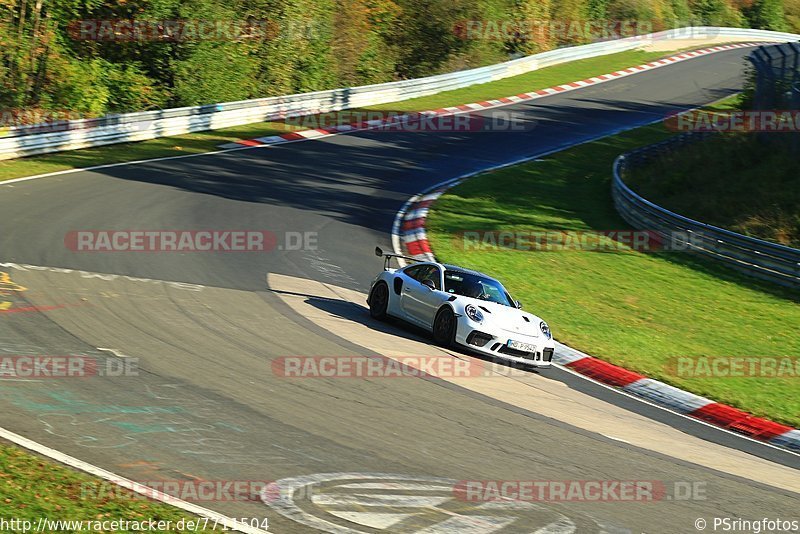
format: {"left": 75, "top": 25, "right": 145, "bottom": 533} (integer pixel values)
{"left": 0, "top": 426, "right": 271, "bottom": 533}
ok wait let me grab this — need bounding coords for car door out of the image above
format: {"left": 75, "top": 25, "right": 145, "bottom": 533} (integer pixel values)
{"left": 396, "top": 265, "right": 426, "bottom": 323}
{"left": 401, "top": 264, "right": 444, "bottom": 328}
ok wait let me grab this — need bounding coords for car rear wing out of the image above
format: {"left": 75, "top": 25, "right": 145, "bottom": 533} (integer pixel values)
{"left": 375, "top": 246, "right": 422, "bottom": 270}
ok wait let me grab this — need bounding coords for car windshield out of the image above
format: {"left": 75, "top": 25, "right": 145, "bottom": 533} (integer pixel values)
{"left": 443, "top": 270, "right": 513, "bottom": 306}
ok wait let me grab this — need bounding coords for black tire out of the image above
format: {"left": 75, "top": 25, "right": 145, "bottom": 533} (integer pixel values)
{"left": 433, "top": 307, "right": 456, "bottom": 347}
{"left": 369, "top": 282, "right": 390, "bottom": 320}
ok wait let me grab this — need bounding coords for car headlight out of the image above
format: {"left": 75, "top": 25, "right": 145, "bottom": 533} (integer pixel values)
{"left": 465, "top": 304, "right": 484, "bottom": 323}
{"left": 540, "top": 321, "right": 552, "bottom": 339}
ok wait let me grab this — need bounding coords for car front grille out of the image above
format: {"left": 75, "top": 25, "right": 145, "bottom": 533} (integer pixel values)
{"left": 498, "top": 345, "right": 536, "bottom": 359}
{"left": 496, "top": 345, "right": 554, "bottom": 363}
{"left": 466, "top": 330, "right": 494, "bottom": 347}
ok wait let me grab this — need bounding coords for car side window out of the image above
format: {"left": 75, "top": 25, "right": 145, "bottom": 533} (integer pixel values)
{"left": 403, "top": 265, "right": 441, "bottom": 290}
{"left": 416, "top": 265, "right": 441, "bottom": 290}
{"left": 402, "top": 265, "right": 425, "bottom": 281}
{"left": 422, "top": 265, "right": 442, "bottom": 290}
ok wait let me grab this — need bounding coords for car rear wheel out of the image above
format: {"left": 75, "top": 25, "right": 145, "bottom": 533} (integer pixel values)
{"left": 369, "top": 282, "right": 389, "bottom": 320}
{"left": 433, "top": 307, "right": 456, "bottom": 347}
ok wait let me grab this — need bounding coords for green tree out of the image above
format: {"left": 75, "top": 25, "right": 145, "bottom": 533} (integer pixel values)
{"left": 744, "top": 0, "right": 787, "bottom": 29}
{"left": 0, "top": 0, "right": 792, "bottom": 118}
{"left": 689, "top": 0, "right": 745, "bottom": 25}
{"left": 391, "top": 0, "right": 481, "bottom": 78}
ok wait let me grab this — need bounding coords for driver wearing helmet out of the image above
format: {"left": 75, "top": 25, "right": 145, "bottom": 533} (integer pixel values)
{"left": 463, "top": 279, "right": 485, "bottom": 299}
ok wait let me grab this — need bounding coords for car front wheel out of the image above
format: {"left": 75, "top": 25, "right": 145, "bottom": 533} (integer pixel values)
{"left": 433, "top": 307, "right": 456, "bottom": 347}
{"left": 369, "top": 282, "right": 389, "bottom": 320}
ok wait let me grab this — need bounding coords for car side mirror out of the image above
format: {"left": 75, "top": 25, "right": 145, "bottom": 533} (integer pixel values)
{"left": 515, "top": 300, "right": 522, "bottom": 309}
{"left": 422, "top": 279, "right": 436, "bottom": 291}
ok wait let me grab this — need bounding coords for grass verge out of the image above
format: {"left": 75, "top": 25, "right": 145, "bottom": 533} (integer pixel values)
{"left": 0, "top": 442, "right": 223, "bottom": 532}
{"left": 627, "top": 131, "right": 800, "bottom": 248}
{"left": 1, "top": 48, "right": 699, "bottom": 182}
{"left": 425, "top": 114, "right": 800, "bottom": 428}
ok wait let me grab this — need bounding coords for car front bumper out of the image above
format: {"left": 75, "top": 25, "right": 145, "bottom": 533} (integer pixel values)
{"left": 458, "top": 328, "right": 554, "bottom": 368}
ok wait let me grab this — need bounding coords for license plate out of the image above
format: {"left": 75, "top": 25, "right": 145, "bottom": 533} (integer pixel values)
{"left": 507, "top": 340, "right": 536, "bottom": 353}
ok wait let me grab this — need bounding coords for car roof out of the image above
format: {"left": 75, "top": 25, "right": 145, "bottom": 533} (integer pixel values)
{"left": 404, "top": 261, "right": 496, "bottom": 281}
{"left": 440, "top": 263, "right": 501, "bottom": 284}
{"left": 403, "top": 261, "right": 505, "bottom": 287}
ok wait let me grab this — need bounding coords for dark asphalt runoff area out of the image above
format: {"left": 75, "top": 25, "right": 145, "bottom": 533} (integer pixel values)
{"left": 0, "top": 47, "right": 797, "bottom": 533}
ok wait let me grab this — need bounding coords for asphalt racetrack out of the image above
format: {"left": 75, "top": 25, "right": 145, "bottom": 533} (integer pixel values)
{"left": 1, "top": 47, "right": 798, "bottom": 533}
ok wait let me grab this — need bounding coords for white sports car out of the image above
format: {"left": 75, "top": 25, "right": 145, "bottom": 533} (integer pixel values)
{"left": 367, "top": 247, "right": 554, "bottom": 368}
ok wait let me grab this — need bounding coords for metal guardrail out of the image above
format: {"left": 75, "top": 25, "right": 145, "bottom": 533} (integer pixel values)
{"left": 748, "top": 42, "right": 800, "bottom": 110}
{"left": 748, "top": 42, "right": 800, "bottom": 151}
{"left": 2, "top": 26, "right": 799, "bottom": 160}
{"left": 612, "top": 133, "right": 800, "bottom": 288}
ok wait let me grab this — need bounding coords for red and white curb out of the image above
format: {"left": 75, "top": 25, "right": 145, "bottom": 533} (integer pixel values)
{"left": 392, "top": 173, "right": 800, "bottom": 455}
{"left": 220, "top": 42, "right": 763, "bottom": 150}
{"left": 556, "top": 344, "right": 800, "bottom": 451}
